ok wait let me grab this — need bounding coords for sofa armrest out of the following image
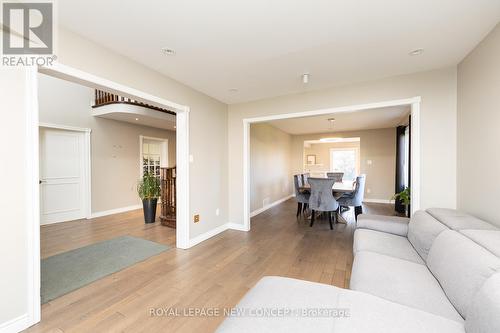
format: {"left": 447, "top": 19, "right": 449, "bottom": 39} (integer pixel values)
{"left": 356, "top": 214, "right": 410, "bottom": 236}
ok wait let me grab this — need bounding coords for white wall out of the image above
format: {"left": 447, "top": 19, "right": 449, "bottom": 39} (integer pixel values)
{"left": 38, "top": 73, "right": 176, "bottom": 214}
{"left": 295, "top": 127, "right": 396, "bottom": 201}
{"left": 0, "top": 67, "right": 29, "bottom": 329}
{"left": 229, "top": 67, "right": 458, "bottom": 226}
{"left": 457, "top": 23, "right": 500, "bottom": 226}
{"left": 250, "top": 123, "right": 293, "bottom": 213}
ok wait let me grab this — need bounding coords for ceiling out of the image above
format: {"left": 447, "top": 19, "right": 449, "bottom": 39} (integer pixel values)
{"left": 92, "top": 103, "right": 176, "bottom": 131}
{"left": 266, "top": 105, "right": 410, "bottom": 135}
{"left": 59, "top": 0, "right": 500, "bottom": 104}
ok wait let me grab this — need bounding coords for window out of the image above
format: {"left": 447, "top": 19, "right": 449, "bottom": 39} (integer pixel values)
{"left": 330, "top": 148, "right": 360, "bottom": 181}
{"left": 140, "top": 136, "right": 168, "bottom": 178}
{"left": 142, "top": 140, "right": 161, "bottom": 178}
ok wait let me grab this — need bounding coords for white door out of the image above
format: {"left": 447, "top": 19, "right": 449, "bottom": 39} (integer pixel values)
{"left": 39, "top": 127, "right": 88, "bottom": 225}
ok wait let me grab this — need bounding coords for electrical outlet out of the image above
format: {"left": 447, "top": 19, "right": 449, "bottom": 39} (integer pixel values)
{"left": 367, "top": 188, "right": 371, "bottom": 194}
{"left": 194, "top": 214, "right": 200, "bottom": 223}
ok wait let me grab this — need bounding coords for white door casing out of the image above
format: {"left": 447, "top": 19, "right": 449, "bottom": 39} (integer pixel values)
{"left": 39, "top": 126, "right": 91, "bottom": 224}
{"left": 24, "top": 63, "right": 190, "bottom": 332}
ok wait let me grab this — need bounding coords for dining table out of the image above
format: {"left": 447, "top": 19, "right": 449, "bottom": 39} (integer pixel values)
{"left": 298, "top": 179, "right": 355, "bottom": 224}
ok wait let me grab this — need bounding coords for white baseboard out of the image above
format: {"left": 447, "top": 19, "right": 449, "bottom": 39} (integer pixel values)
{"left": 188, "top": 221, "right": 251, "bottom": 248}
{"left": 363, "top": 198, "right": 393, "bottom": 204}
{"left": 188, "top": 223, "right": 230, "bottom": 247}
{"left": 226, "top": 223, "right": 250, "bottom": 232}
{"left": 90, "top": 204, "right": 142, "bottom": 218}
{"left": 250, "top": 194, "right": 294, "bottom": 218}
{"left": 0, "top": 314, "right": 30, "bottom": 333}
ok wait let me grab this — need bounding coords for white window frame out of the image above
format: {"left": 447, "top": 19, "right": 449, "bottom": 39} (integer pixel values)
{"left": 139, "top": 135, "right": 169, "bottom": 178}
{"left": 329, "top": 147, "right": 360, "bottom": 181}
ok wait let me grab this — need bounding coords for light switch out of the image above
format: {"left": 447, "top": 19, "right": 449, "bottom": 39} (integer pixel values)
{"left": 189, "top": 154, "right": 194, "bottom": 163}
{"left": 367, "top": 160, "right": 373, "bottom": 165}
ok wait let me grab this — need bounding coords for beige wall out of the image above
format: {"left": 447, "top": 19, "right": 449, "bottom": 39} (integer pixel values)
{"left": 38, "top": 73, "right": 176, "bottom": 213}
{"left": 296, "top": 128, "right": 396, "bottom": 200}
{"left": 0, "top": 27, "right": 228, "bottom": 327}
{"left": 457, "top": 23, "right": 500, "bottom": 227}
{"left": 250, "top": 123, "right": 293, "bottom": 212}
{"left": 229, "top": 67, "right": 457, "bottom": 226}
{"left": 53, "top": 28, "right": 228, "bottom": 238}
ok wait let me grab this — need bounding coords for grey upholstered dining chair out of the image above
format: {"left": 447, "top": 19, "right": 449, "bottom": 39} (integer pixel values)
{"left": 293, "top": 174, "right": 310, "bottom": 217}
{"left": 301, "top": 173, "right": 310, "bottom": 186}
{"left": 308, "top": 177, "right": 339, "bottom": 230}
{"left": 337, "top": 174, "right": 366, "bottom": 220}
{"left": 326, "top": 172, "right": 344, "bottom": 182}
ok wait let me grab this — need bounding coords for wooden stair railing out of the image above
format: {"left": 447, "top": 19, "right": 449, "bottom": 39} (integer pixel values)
{"left": 93, "top": 89, "right": 176, "bottom": 115}
{"left": 160, "top": 167, "right": 176, "bottom": 228}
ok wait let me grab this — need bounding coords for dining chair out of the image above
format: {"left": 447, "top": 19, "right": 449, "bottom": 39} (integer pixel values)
{"left": 301, "top": 173, "right": 310, "bottom": 186}
{"left": 293, "top": 174, "right": 310, "bottom": 217}
{"left": 308, "top": 177, "right": 339, "bottom": 230}
{"left": 337, "top": 174, "right": 366, "bottom": 220}
{"left": 326, "top": 172, "right": 344, "bottom": 182}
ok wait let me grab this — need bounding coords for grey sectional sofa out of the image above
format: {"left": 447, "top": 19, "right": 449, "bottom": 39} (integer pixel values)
{"left": 216, "top": 208, "right": 500, "bottom": 333}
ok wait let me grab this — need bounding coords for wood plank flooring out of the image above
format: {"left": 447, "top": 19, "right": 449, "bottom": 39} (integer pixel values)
{"left": 27, "top": 200, "right": 397, "bottom": 333}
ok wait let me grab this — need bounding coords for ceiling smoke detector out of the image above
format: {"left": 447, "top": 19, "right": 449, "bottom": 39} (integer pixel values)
{"left": 409, "top": 48, "right": 424, "bottom": 56}
{"left": 161, "top": 48, "right": 176, "bottom": 56}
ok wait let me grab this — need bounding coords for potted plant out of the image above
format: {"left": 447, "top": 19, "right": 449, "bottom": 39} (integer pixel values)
{"left": 392, "top": 187, "right": 411, "bottom": 217}
{"left": 137, "top": 171, "right": 161, "bottom": 223}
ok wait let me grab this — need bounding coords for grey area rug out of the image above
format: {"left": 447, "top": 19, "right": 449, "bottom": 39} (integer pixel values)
{"left": 41, "top": 235, "right": 169, "bottom": 303}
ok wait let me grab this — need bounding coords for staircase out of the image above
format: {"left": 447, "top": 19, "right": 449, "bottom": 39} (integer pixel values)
{"left": 160, "top": 167, "right": 176, "bottom": 228}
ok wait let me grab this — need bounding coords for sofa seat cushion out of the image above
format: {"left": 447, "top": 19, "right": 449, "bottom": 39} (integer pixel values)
{"left": 216, "top": 276, "right": 465, "bottom": 333}
{"left": 354, "top": 229, "right": 424, "bottom": 264}
{"left": 350, "top": 251, "right": 463, "bottom": 322}
{"left": 426, "top": 208, "right": 498, "bottom": 231}
{"left": 356, "top": 214, "right": 410, "bottom": 236}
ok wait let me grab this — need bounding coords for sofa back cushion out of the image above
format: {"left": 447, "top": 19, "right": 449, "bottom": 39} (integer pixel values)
{"left": 465, "top": 273, "right": 500, "bottom": 333}
{"left": 460, "top": 230, "right": 500, "bottom": 257}
{"left": 407, "top": 211, "right": 448, "bottom": 261}
{"left": 426, "top": 208, "right": 498, "bottom": 231}
{"left": 426, "top": 230, "right": 500, "bottom": 318}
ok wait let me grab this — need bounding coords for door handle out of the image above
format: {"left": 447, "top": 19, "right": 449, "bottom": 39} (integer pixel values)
{"left": 39, "top": 180, "right": 46, "bottom": 184}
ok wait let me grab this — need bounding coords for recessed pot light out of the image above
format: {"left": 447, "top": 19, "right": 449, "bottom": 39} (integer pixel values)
{"left": 161, "top": 48, "right": 176, "bottom": 56}
{"left": 135, "top": 118, "right": 139, "bottom": 121}
{"left": 409, "top": 48, "right": 424, "bottom": 56}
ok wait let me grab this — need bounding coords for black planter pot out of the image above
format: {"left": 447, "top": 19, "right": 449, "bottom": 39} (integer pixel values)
{"left": 142, "top": 198, "right": 158, "bottom": 223}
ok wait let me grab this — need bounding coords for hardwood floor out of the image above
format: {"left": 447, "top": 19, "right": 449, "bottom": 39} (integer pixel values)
{"left": 28, "top": 201, "right": 397, "bottom": 333}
